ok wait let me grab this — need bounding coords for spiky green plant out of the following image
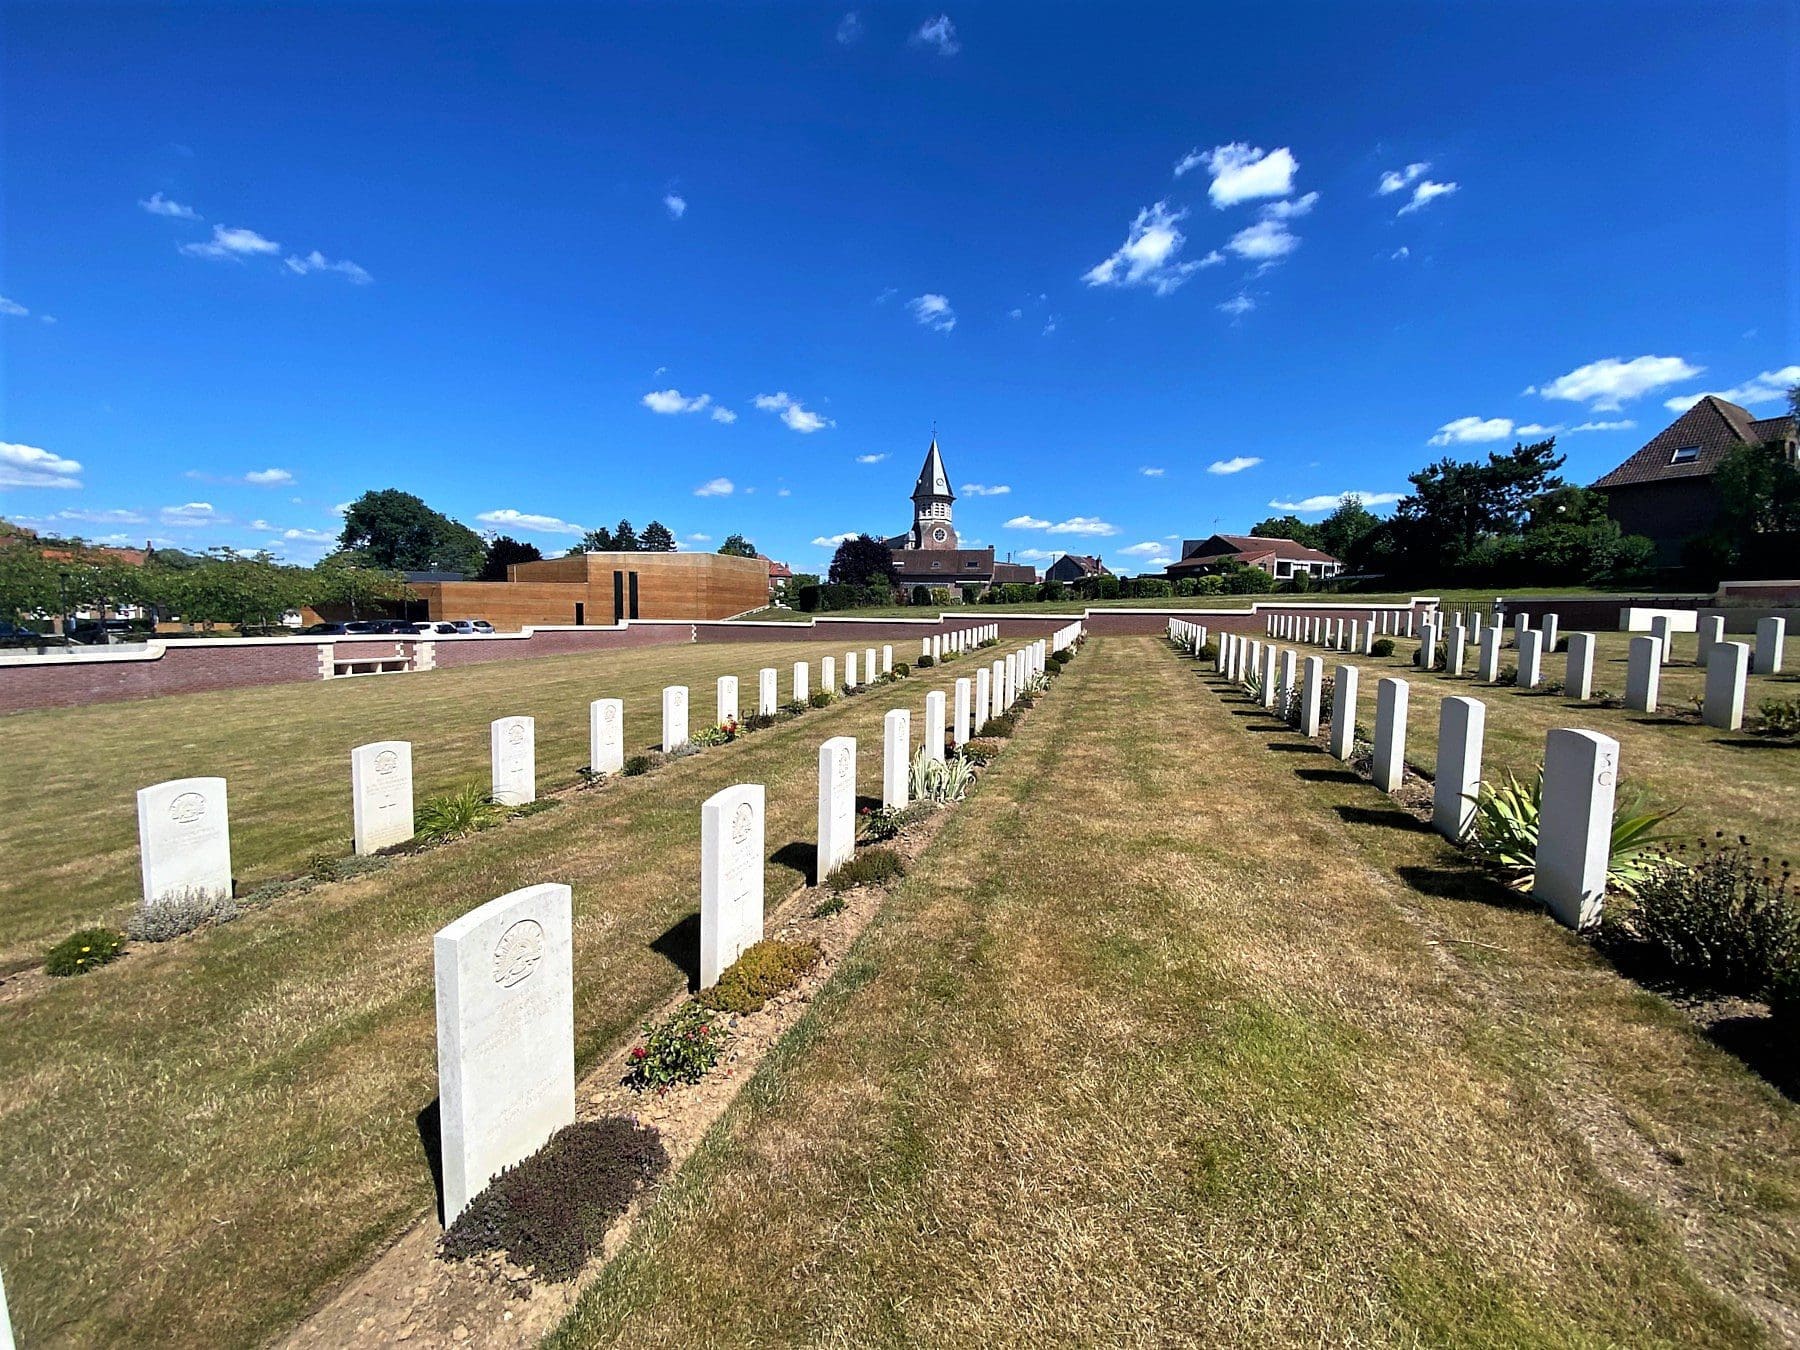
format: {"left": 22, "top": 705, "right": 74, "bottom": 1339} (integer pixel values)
{"left": 910, "top": 748, "right": 977, "bottom": 804}
{"left": 1464, "top": 767, "right": 1678, "bottom": 896}
{"left": 414, "top": 783, "right": 502, "bottom": 843}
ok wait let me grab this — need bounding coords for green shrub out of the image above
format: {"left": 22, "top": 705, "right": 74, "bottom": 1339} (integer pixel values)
{"left": 1756, "top": 697, "right": 1800, "bottom": 736}
{"left": 1464, "top": 768, "right": 1676, "bottom": 901}
{"left": 808, "top": 690, "right": 835, "bottom": 709}
{"left": 621, "top": 752, "right": 660, "bottom": 776}
{"left": 45, "top": 927, "right": 126, "bottom": 977}
{"left": 825, "top": 846, "right": 906, "bottom": 892}
{"left": 978, "top": 713, "right": 1016, "bottom": 738}
{"left": 1603, "top": 837, "right": 1796, "bottom": 994}
{"left": 416, "top": 783, "right": 502, "bottom": 842}
{"left": 690, "top": 720, "right": 737, "bottom": 748}
{"left": 779, "top": 700, "right": 807, "bottom": 717}
{"left": 811, "top": 893, "right": 847, "bottom": 919}
{"left": 510, "top": 799, "right": 561, "bottom": 819}
{"left": 1199, "top": 641, "right": 1219, "bottom": 661}
{"left": 959, "top": 737, "right": 1003, "bottom": 764}
{"left": 696, "top": 939, "right": 822, "bottom": 1014}
{"left": 623, "top": 1002, "right": 729, "bottom": 1091}
{"left": 916, "top": 653, "right": 935, "bottom": 668}
{"left": 440, "top": 1117, "right": 668, "bottom": 1280}
{"left": 909, "top": 748, "right": 976, "bottom": 804}
{"left": 129, "top": 889, "right": 241, "bottom": 942}
{"left": 1371, "top": 638, "right": 1395, "bottom": 658}
{"left": 894, "top": 661, "right": 912, "bottom": 677}
{"left": 861, "top": 799, "right": 938, "bottom": 840}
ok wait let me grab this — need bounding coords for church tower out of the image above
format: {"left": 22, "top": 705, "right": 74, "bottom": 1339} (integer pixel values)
{"left": 909, "top": 435, "right": 958, "bottom": 550}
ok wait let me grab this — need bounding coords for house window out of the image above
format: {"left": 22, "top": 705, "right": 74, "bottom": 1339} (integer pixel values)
{"left": 930, "top": 561, "right": 941, "bottom": 569}
{"left": 1670, "top": 445, "right": 1700, "bottom": 465}
{"left": 965, "top": 560, "right": 979, "bottom": 568}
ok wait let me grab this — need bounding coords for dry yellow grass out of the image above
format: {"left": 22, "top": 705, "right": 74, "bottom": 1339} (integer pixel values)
{"left": 550, "top": 636, "right": 1797, "bottom": 1348}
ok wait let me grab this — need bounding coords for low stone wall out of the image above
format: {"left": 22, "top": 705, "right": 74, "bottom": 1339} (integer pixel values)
{"left": 0, "top": 640, "right": 322, "bottom": 712}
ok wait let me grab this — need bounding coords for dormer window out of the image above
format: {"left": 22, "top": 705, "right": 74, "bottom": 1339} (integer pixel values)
{"left": 1670, "top": 445, "right": 1700, "bottom": 465}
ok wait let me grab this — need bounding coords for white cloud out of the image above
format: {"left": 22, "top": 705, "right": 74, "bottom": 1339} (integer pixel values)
{"left": 1268, "top": 491, "right": 1404, "bottom": 513}
{"left": 54, "top": 507, "right": 146, "bottom": 525}
{"left": 1570, "top": 419, "right": 1636, "bottom": 432}
{"left": 281, "top": 527, "right": 339, "bottom": 543}
{"left": 1180, "top": 143, "right": 1298, "bottom": 207}
{"left": 0, "top": 296, "right": 30, "bottom": 317}
{"left": 642, "top": 388, "right": 713, "bottom": 415}
{"left": 1429, "top": 415, "right": 1514, "bottom": 446}
{"left": 710, "top": 406, "right": 737, "bottom": 423}
{"left": 1662, "top": 366, "right": 1800, "bottom": 411}
{"left": 1083, "top": 201, "right": 1208, "bottom": 295}
{"left": 663, "top": 194, "right": 687, "bottom": 219}
{"left": 908, "top": 293, "right": 956, "bottom": 332}
{"left": 160, "top": 502, "right": 222, "bottom": 525}
{"left": 1390, "top": 246, "right": 1411, "bottom": 260}
{"left": 753, "top": 391, "right": 833, "bottom": 433}
{"left": 283, "top": 251, "right": 373, "bottom": 284}
{"left": 332, "top": 501, "right": 352, "bottom": 515}
{"left": 1004, "top": 515, "right": 1051, "bottom": 529}
{"left": 1397, "top": 180, "right": 1459, "bottom": 216}
{"left": 1042, "top": 316, "right": 1058, "bottom": 335}
{"left": 249, "top": 519, "right": 275, "bottom": 531}
{"left": 1009, "top": 307, "right": 1023, "bottom": 319}
{"left": 243, "top": 467, "right": 293, "bottom": 485}
{"left": 1514, "top": 423, "right": 1562, "bottom": 436}
{"left": 1377, "top": 162, "right": 1430, "bottom": 195}
{"left": 1537, "top": 355, "right": 1703, "bottom": 411}
{"left": 1119, "top": 541, "right": 1165, "bottom": 557}
{"left": 835, "top": 10, "right": 862, "bottom": 43}
{"left": 777, "top": 487, "right": 791, "bottom": 497}
{"left": 1139, "top": 467, "right": 1165, "bottom": 477}
{"left": 857, "top": 453, "right": 888, "bottom": 464}
{"left": 180, "top": 225, "right": 281, "bottom": 260}
{"left": 812, "top": 532, "right": 858, "bottom": 547}
{"left": 694, "top": 477, "right": 735, "bottom": 498}
{"left": 1005, "top": 514, "right": 1120, "bottom": 536}
{"left": 476, "top": 508, "right": 587, "bottom": 535}
{"left": 911, "top": 13, "right": 959, "bottom": 54}
{"left": 139, "top": 191, "right": 201, "bottom": 219}
{"left": 0, "top": 442, "right": 83, "bottom": 489}
{"left": 1217, "top": 293, "right": 1256, "bottom": 317}
{"left": 686, "top": 532, "right": 712, "bottom": 543}
{"left": 962, "top": 483, "right": 1011, "bottom": 495}
{"left": 1207, "top": 455, "right": 1261, "bottom": 474}
{"left": 1013, "top": 548, "right": 1058, "bottom": 562}
{"left": 1259, "top": 191, "right": 1318, "bottom": 220}
{"left": 1225, "top": 219, "right": 1299, "bottom": 262}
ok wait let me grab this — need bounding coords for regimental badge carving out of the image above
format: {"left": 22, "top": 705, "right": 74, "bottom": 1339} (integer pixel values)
{"left": 602, "top": 704, "right": 617, "bottom": 725}
{"left": 731, "top": 801, "right": 755, "bottom": 846}
{"left": 507, "top": 724, "right": 526, "bottom": 747}
{"left": 492, "top": 919, "right": 545, "bottom": 987}
{"left": 835, "top": 748, "right": 851, "bottom": 786}
{"left": 168, "top": 791, "right": 207, "bottom": 825}
{"left": 374, "top": 749, "right": 399, "bottom": 777}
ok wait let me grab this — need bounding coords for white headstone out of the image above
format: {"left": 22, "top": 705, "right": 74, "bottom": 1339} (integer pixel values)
{"left": 1372, "top": 677, "right": 1409, "bottom": 793}
{"left": 882, "top": 644, "right": 894, "bottom": 675}
{"left": 1625, "top": 635, "right": 1662, "bottom": 712}
{"left": 0, "top": 1267, "right": 12, "bottom": 1350}
{"left": 1513, "top": 613, "right": 1529, "bottom": 648}
{"left": 844, "top": 650, "right": 858, "bottom": 689}
{"left": 352, "top": 741, "right": 414, "bottom": 855}
{"left": 758, "top": 667, "right": 778, "bottom": 717}
{"left": 1517, "top": 629, "right": 1544, "bottom": 688}
{"left": 1477, "top": 627, "right": 1502, "bottom": 683}
{"left": 1299, "top": 656, "right": 1324, "bottom": 737}
{"left": 793, "top": 660, "right": 810, "bottom": 703}
{"left": 1329, "top": 664, "right": 1359, "bottom": 760}
{"left": 661, "top": 686, "right": 689, "bottom": 752}
{"left": 490, "top": 716, "right": 536, "bottom": 806}
{"left": 1420, "top": 625, "right": 1440, "bottom": 672}
{"left": 1703, "top": 641, "right": 1750, "bottom": 730}
{"left": 953, "top": 677, "right": 972, "bottom": 746}
{"left": 1566, "top": 633, "right": 1595, "bottom": 701}
{"left": 1432, "top": 697, "right": 1485, "bottom": 842}
{"left": 1651, "top": 614, "right": 1675, "bottom": 666}
{"left": 817, "top": 737, "right": 857, "bottom": 881}
{"left": 975, "top": 666, "right": 992, "bottom": 728}
{"left": 822, "top": 655, "right": 837, "bottom": 694}
{"left": 700, "top": 783, "right": 765, "bottom": 989}
{"left": 1446, "top": 623, "right": 1467, "bottom": 677}
{"left": 882, "top": 708, "right": 910, "bottom": 808}
{"left": 717, "top": 674, "right": 739, "bottom": 726}
{"left": 924, "top": 690, "right": 947, "bottom": 763}
{"left": 1541, "top": 614, "right": 1560, "bottom": 651}
{"left": 137, "top": 775, "right": 232, "bottom": 908}
{"left": 1260, "top": 643, "right": 1280, "bottom": 710}
{"left": 1278, "top": 649, "right": 1297, "bottom": 707}
{"left": 1698, "top": 614, "right": 1725, "bottom": 667}
{"left": 589, "top": 698, "right": 625, "bottom": 777}
{"left": 1534, "top": 729, "right": 1619, "bottom": 929}
{"left": 1755, "top": 617, "right": 1785, "bottom": 675}
{"left": 434, "top": 882, "right": 575, "bottom": 1224}
{"left": 866, "top": 647, "right": 877, "bottom": 682}
{"left": 992, "top": 658, "right": 1006, "bottom": 712}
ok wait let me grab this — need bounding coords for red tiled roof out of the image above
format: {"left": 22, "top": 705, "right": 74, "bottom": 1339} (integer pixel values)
{"left": 1592, "top": 395, "right": 1798, "bottom": 490}
{"left": 1208, "top": 533, "right": 1338, "bottom": 564}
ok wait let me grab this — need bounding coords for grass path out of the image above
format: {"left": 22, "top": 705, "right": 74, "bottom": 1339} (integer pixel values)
{"left": 0, "top": 639, "right": 1033, "bottom": 1348}
{"left": 550, "top": 635, "right": 1798, "bottom": 1347}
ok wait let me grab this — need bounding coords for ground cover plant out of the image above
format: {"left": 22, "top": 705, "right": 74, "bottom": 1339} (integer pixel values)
{"left": 824, "top": 845, "right": 906, "bottom": 892}
{"left": 695, "top": 938, "right": 822, "bottom": 1015}
{"left": 0, "top": 633, "right": 1042, "bottom": 1345}
{"left": 43, "top": 927, "right": 125, "bottom": 977}
{"left": 551, "top": 635, "right": 1799, "bottom": 1347}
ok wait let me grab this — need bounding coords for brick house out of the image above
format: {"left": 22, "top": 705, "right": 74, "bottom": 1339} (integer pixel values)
{"left": 1592, "top": 395, "right": 1798, "bottom": 564}
{"left": 1043, "top": 553, "right": 1111, "bottom": 584}
{"left": 881, "top": 437, "right": 1039, "bottom": 598}
{"left": 1163, "top": 533, "right": 1341, "bottom": 582}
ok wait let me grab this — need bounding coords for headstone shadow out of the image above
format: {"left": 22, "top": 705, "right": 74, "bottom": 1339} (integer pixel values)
{"left": 1294, "top": 766, "right": 1360, "bottom": 784}
{"left": 415, "top": 1098, "right": 446, "bottom": 1225}
{"left": 650, "top": 911, "right": 701, "bottom": 991}
{"left": 1335, "top": 803, "right": 1428, "bottom": 832}
{"left": 1707, "top": 1016, "right": 1800, "bottom": 1101}
{"left": 771, "top": 839, "right": 817, "bottom": 883}
{"left": 1716, "top": 737, "right": 1795, "bottom": 751}
{"left": 1265, "top": 741, "right": 1321, "bottom": 754}
{"left": 1395, "top": 864, "right": 1534, "bottom": 912}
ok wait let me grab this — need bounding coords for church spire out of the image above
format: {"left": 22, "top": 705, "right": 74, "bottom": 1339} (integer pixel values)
{"left": 912, "top": 435, "right": 953, "bottom": 503}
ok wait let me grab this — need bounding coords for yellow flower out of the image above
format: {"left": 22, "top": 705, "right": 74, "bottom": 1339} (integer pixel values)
{"left": 81, "top": 946, "right": 91, "bottom": 953}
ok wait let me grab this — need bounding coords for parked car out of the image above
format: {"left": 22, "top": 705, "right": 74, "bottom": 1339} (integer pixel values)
{"left": 0, "top": 621, "right": 48, "bottom": 648}
{"left": 302, "top": 622, "right": 350, "bottom": 636}
{"left": 343, "top": 620, "right": 388, "bottom": 635}
{"left": 68, "top": 618, "right": 155, "bottom": 645}
{"left": 470, "top": 620, "right": 495, "bottom": 634}
{"left": 422, "top": 621, "right": 461, "bottom": 635}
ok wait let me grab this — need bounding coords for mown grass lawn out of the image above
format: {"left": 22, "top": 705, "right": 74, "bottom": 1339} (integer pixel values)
{"left": 549, "top": 636, "right": 1796, "bottom": 1348}
{"left": 0, "top": 636, "right": 1035, "bottom": 1347}
{"left": 0, "top": 638, "right": 930, "bottom": 969}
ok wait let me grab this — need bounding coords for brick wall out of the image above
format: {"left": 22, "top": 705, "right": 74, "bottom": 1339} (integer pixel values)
{"left": 0, "top": 642, "right": 321, "bottom": 713}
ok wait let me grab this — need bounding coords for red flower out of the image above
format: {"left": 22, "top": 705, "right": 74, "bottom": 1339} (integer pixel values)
{"left": 630, "top": 1046, "right": 647, "bottom": 1059}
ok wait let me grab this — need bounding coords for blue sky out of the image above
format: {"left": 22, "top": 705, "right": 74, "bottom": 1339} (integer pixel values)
{"left": 2, "top": 2, "right": 1794, "bottom": 574}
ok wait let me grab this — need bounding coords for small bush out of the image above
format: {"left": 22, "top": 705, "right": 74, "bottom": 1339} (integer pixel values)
{"left": 510, "top": 799, "right": 561, "bottom": 819}
{"left": 959, "top": 737, "right": 1003, "bottom": 764}
{"left": 916, "top": 653, "right": 935, "bottom": 668}
{"left": 696, "top": 939, "right": 822, "bottom": 1014}
{"left": 808, "top": 690, "right": 835, "bottom": 709}
{"left": 623, "top": 1001, "right": 730, "bottom": 1091}
{"left": 1756, "top": 697, "right": 1800, "bottom": 737}
{"left": 690, "top": 720, "right": 737, "bottom": 748}
{"left": 307, "top": 851, "right": 346, "bottom": 882}
{"left": 910, "top": 748, "right": 977, "bottom": 804}
{"left": 416, "top": 783, "right": 503, "bottom": 842}
{"left": 666, "top": 742, "right": 702, "bottom": 760}
{"left": 622, "top": 752, "right": 660, "bottom": 776}
{"left": 978, "top": 713, "right": 1016, "bottom": 738}
{"left": 1199, "top": 641, "right": 1219, "bottom": 661}
{"left": 129, "top": 889, "right": 241, "bottom": 942}
{"left": 742, "top": 712, "right": 776, "bottom": 732}
{"left": 811, "top": 893, "right": 847, "bottom": 919}
{"left": 45, "top": 926, "right": 126, "bottom": 977}
{"left": 826, "top": 846, "right": 906, "bottom": 892}
{"left": 1371, "top": 638, "right": 1395, "bottom": 658}
{"left": 779, "top": 700, "right": 807, "bottom": 717}
{"left": 894, "top": 661, "right": 912, "bottom": 677}
{"left": 861, "top": 799, "right": 937, "bottom": 840}
{"left": 1603, "top": 837, "right": 1796, "bottom": 994}
{"left": 440, "top": 1117, "right": 668, "bottom": 1280}
{"left": 1047, "top": 650, "right": 1069, "bottom": 668}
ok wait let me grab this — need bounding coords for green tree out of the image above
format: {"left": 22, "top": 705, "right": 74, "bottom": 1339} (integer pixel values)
{"left": 611, "top": 519, "right": 640, "bottom": 552}
{"left": 717, "top": 533, "right": 758, "bottom": 558}
{"left": 1714, "top": 440, "right": 1800, "bottom": 537}
{"left": 310, "top": 551, "right": 410, "bottom": 620}
{"left": 1248, "top": 515, "right": 1324, "bottom": 549}
{"left": 576, "top": 526, "right": 616, "bottom": 552}
{"left": 641, "top": 521, "right": 677, "bottom": 552}
{"left": 478, "top": 536, "right": 542, "bottom": 581}
{"left": 338, "top": 489, "right": 487, "bottom": 575}
{"left": 0, "top": 538, "right": 58, "bottom": 629}
{"left": 1316, "top": 493, "right": 1379, "bottom": 561}
{"left": 828, "top": 534, "right": 898, "bottom": 589}
{"left": 1385, "top": 437, "right": 1566, "bottom": 577}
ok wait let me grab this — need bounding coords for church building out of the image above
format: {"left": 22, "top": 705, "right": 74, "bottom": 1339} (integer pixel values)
{"left": 882, "top": 437, "right": 1039, "bottom": 600}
